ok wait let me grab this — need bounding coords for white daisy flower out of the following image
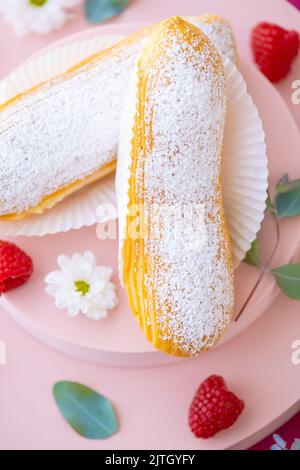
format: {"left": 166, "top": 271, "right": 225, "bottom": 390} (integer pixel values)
{"left": 45, "top": 251, "right": 118, "bottom": 320}
{"left": 0, "top": 0, "right": 81, "bottom": 36}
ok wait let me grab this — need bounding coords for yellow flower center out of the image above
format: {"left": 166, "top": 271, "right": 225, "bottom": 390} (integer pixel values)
{"left": 29, "top": 0, "right": 48, "bottom": 7}
{"left": 74, "top": 280, "right": 90, "bottom": 296}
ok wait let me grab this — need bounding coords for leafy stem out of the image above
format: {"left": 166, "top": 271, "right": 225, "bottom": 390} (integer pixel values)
{"left": 235, "top": 212, "right": 280, "bottom": 322}
{"left": 236, "top": 174, "right": 300, "bottom": 322}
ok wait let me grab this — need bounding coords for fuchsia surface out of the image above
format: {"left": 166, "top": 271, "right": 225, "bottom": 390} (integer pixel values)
{"left": 0, "top": 0, "right": 299, "bottom": 450}
{"left": 289, "top": 0, "right": 300, "bottom": 10}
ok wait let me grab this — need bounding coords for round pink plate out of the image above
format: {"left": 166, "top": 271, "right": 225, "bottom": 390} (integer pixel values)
{"left": 1, "top": 24, "right": 300, "bottom": 367}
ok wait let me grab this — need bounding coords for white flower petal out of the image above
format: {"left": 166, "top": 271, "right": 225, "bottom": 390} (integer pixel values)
{"left": 57, "top": 254, "right": 71, "bottom": 272}
{"left": 69, "top": 254, "right": 93, "bottom": 280}
{"left": 55, "top": 289, "right": 71, "bottom": 309}
{"left": 92, "top": 287, "right": 118, "bottom": 309}
{"left": 78, "top": 296, "right": 90, "bottom": 312}
{"left": 69, "top": 288, "right": 81, "bottom": 300}
{"left": 85, "top": 306, "right": 108, "bottom": 321}
{"left": 90, "top": 280, "right": 107, "bottom": 294}
{"left": 83, "top": 251, "right": 96, "bottom": 267}
{"left": 0, "top": 0, "right": 81, "bottom": 36}
{"left": 67, "top": 303, "right": 80, "bottom": 317}
{"left": 62, "top": 0, "right": 81, "bottom": 7}
{"left": 78, "top": 264, "right": 93, "bottom": 281}
{"left": 45, "top": 250, "right": 117, "bottom": 319}
{"left": 44, "top": 270, "right": 64, "bottom": 285}
{"left": 71, "top": 253, "right": 83, "bottom": 265}
{"left": 45, "top": 284, "right": 59, "bottom": 297}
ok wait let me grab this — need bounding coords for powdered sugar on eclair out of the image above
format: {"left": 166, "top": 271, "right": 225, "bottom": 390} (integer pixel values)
{"left": 188, "top": 14, "right": 238, "bottom": 64}
{"left": 0, "top": 15, "right": 237, "bottom": 219}
{"left": 120, "top": 17, "right": 234, "bottom": 357}
{"left": 0, "top": 38, "right": 142, "bottom": 217}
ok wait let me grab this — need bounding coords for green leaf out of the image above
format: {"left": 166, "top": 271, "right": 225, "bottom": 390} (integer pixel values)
{"left": 53, "top": 381, "right": 118, "bottom": 439}
{"left": 85, "top": 0, "right": 130, "bottom": 23}
{"left": 276, "top": 173, "right": 289, "bottom": 192}
{"left": 275, "top": 175, "right": 300, "bottom": 218}
{"left": 244, "top": 239, "right": 261, "bottom": 267}
{"left": 272, "top": 264, "right": 300, "bottom": 300}
{"left": 276, "top": 174, "right": 300, "bottom": 194}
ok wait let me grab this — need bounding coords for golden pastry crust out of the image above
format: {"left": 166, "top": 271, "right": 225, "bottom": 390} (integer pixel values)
{"left": 0, "top": 160, "right": 116, "bottom": 220}
{"left": 0, "top": 15, "right": 237, "bottom": 220}
{"left": 189, "top": 14, "right": 238, "bottom": 64}
{"left": 0, "top": 26, "right": 154, "bottom": 220}
{"left": 120, "top": 17, "right": 234, "bottom": 357}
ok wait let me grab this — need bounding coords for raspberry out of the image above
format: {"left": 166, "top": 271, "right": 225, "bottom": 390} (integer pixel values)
{"left": 0, "top": 241, "right": 33, "bottom": 293}
{"left": 188, "top": 375, "right": 245, "bottom": 439}
{"left": 251, "top": 22, "right": 299, "bottom": 83}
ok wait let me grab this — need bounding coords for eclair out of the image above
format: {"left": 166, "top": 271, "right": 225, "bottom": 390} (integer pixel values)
{"left": 117, "top": 17, "right": 234, "bottom": 357}
{"left": 0, "top": 15, "right": 237, "bottom": 220}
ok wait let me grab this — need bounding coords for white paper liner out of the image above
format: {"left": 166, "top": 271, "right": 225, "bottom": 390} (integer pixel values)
{"left": 0, "top": 38, "right": 268, "bottom": 268}
{"left": 222, "top": 56, "right": 268, "bottom": 265}
{"left": 0, "top": 35, "right": 125, "bottom": 102}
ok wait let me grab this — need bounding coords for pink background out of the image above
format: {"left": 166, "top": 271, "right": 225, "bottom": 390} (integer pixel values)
{"left": 0, "top": 0, "right": 299, "bottom": 450}
{"left": 254, "top": 0, "right": 300, "bottom": 449}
